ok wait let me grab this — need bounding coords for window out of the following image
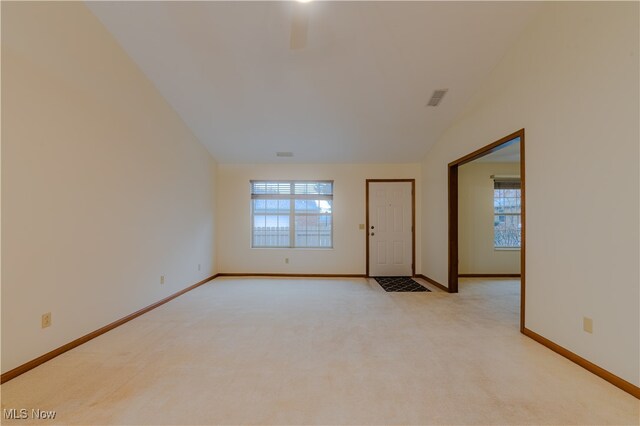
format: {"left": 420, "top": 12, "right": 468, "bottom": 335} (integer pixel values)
{"left": 493, "top": 178, "right": 521, "bottom": 249}
{"left": 251, "top": 181, "right": 333, "bottom": 248}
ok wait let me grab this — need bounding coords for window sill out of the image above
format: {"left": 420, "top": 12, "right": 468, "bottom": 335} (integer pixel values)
{"left": 494, "top": 247, "right": 521, "bottom": 251}
{"left": 251, "top": 247, "right": 334, "bottom": 250}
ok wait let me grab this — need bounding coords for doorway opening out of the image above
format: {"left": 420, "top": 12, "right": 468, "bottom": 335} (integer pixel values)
{"left": 365, "top": 179, "right": 415, "bottom": 278}
{"left": 448, "top": 129, "right": 525, "bottom": 331}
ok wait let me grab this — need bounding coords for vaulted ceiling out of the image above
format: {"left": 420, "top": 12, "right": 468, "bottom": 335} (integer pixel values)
{"left": 88, "top": 1, "right": 541, "bottom": 163}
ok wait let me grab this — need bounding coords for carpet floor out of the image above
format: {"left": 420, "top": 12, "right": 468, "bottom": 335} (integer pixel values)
{"left": 1, "top": 277, "right": 637, "bottom": 425}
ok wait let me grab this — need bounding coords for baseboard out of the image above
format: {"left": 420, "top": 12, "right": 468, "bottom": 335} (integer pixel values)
{"left": 459, "top": 273, "right": 521, "bottom": 278}
{"left": 522, "top": 327, "right": 639, "bottom": 399}
{"left": 0, "top": 273, "right": 219, "bottom": 384}
{"left": 216, "top": 273, "right": 367, "bottom": 278}
{"left": 414, "top": 274, "right": 450, "bottom": 292}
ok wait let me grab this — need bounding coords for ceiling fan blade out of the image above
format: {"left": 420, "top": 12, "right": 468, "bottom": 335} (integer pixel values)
{"left": 290, "top": 5, "right": 309, "bottom": 50}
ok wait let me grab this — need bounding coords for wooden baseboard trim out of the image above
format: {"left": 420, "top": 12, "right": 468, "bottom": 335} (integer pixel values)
{"left": 414, "top": 274, "right": 450, "bottom": 292}
{"left": 0, "top": 273, "right": 219, "bottom": 384}
{"left": 522, "top": 327, "right": 639, "bottom": 399}
{"left": 459, "top": 273, "right": 521, "bottom": 278}
{"left": 217, "top": 273, "right": 367, "bottom": 278}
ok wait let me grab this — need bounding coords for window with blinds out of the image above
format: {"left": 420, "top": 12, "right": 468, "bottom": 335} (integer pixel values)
{"left": 250, "top": 180, "right": 333, "bottom": 248}
{"left": 493, "top": 177, "right": 521, "bottom": 249}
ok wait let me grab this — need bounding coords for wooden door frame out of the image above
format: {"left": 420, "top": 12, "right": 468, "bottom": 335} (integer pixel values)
{"left": 366, "top": 179, "right": 416, "bottom": 277}
{"left": 448, "top": 129, "right": 526, "bottom": 331}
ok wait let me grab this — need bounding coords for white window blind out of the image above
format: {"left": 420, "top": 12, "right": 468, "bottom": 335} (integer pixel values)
{"left": 250, "top": 181, "right": 333, "bottom": 248}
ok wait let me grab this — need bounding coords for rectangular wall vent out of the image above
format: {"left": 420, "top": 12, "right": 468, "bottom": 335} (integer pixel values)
{"left": 276, "top": 152, "right": 294, "bottom": 157}
{"left": 427, "top": 89, "right": 448, "bottom": 107}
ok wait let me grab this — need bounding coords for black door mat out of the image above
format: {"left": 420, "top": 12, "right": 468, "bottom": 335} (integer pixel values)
{"left": 374, "top": 276, "right": 430, "bottom": 292}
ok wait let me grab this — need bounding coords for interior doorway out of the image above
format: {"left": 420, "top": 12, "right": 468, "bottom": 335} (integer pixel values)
{"left": 366, "top": 179, "right": 415, "bottom": 277}
{"left": 448, "top": 129, "right": 525, "bottom": 330}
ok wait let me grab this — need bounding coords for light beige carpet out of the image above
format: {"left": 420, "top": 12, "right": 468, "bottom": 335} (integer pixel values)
{"left": 1, "top": 277, "right": 638, "bottom": 425}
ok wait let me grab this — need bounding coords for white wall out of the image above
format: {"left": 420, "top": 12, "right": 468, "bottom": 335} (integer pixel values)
{"left": 1, "top": 3, "right": 217, "bottom": 373}
{"left": 420, "top": 2, "right": 639, "bottom": 386}
{"left": 458, "top": 162, "right": 520, "bottom": 274}
{"left": 217, "top": 164, "right": 420, "bottom": 275}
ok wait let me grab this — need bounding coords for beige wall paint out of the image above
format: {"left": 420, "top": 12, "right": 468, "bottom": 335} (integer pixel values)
{"left": 217, "top": 164, "right": 420, "bottom": 275}
{"left": 2, "top": 3, "right": 217, "bottom": 373}
{"left": 458, "top": 162, "right": 520, "bottom": 274}
{"left": 420, "top": 3, "right": 639, "bottom": 385}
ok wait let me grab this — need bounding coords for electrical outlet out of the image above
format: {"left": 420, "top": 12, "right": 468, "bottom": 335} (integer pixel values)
{"left": 198, "top": 264, "right": 201, "bottom": 271}
{"left": 285, "top": 258, "right": 289, "bottom": 264}
{"left": 583, "top": 317, "right": 593, "bottom": 334}
{"left": 42, "top": 312, "right": 51, "bottom": 328}
{"left": 160, "top": 275, "right": 165, "bottom": 285}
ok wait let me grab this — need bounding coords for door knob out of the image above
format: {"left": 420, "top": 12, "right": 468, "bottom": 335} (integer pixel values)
{"left": 370, "top": 232, "right": 375, "bottom": 236}
{"left": 371, "top": 225, "right": 375, "bottom": 229}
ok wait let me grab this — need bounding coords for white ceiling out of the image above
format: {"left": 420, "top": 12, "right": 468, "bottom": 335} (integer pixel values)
{"left": 87, "top": 1, "right": 541, "bottom": 164}
{"left": 474, "top": 138, "right": 521, "bottom": 163}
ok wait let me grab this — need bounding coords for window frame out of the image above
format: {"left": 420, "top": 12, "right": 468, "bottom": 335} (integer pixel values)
{"left": 493, "top": 182, "right": 521, "bottom": 250}
{"left": 250, "top": 180, "right": 334, "bottom": 249}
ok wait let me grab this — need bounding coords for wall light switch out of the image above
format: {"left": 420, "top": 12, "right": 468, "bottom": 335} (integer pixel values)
{"left": 359, "top": 224, "right": 365, "bottom": 230}
{"left": 160, "top": 275, "right": 165, "bottom": 285}
{"left": 583, "top": 317, "right": 593, "bottom": 334}
{"left": 285, "top": 258, "right": 289, "bottom": 264}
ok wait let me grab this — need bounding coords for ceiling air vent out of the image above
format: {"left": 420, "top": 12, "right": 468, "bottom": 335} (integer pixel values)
{"left": 427, "top": 89, "right": 448, "bottom": 107}
{"left": 276, "top": 152, "right": 294, "bottom": 157}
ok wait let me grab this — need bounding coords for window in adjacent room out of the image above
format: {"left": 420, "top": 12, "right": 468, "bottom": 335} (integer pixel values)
{"left": 251, "top": 180, "right": 333, "bottom": 248}
{"left": 493, "top": 176, "right": 521, "bottom": 249}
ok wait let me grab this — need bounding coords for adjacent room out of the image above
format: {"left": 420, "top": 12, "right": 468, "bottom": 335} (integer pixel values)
{"left": 458, "top": 140, "right": 521, "bottom": 279}
{"left": 455, "top": 135, "right": 522, "bottom": 328}
{"left": 2, "top": 1, "right": 638, "bottom": 425}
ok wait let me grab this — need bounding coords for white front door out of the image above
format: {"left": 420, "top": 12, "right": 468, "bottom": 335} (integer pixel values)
{"left": 368, "top": 181, "right": 413, "bottom": 276}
